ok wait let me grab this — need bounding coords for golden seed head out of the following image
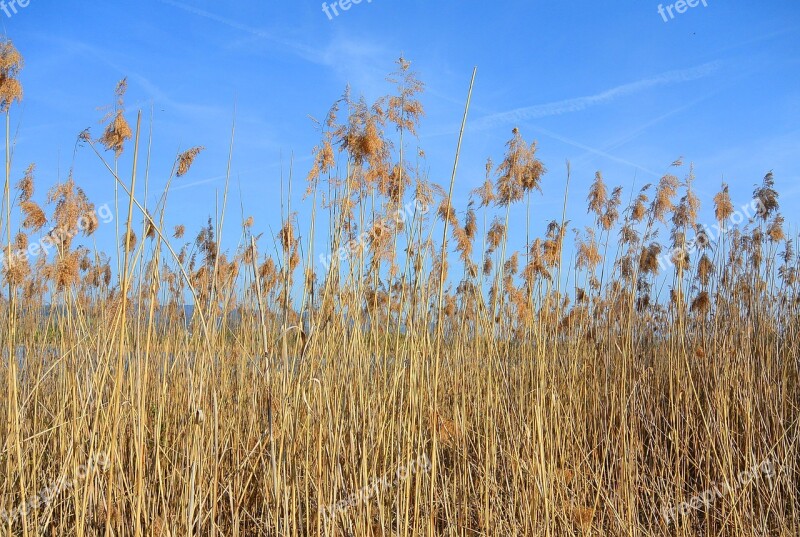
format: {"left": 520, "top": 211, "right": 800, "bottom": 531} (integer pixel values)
{"left": 176, "top": 146, "right": 205, "bottom": 177}
{"left": 100, "top": 111, "right": 133, "bottom": 157}
{"left": 17, "top": 163, "right": 35, "bottom": 201}
{"left": 0, "top": 39, "right": 23, "bottom": 113}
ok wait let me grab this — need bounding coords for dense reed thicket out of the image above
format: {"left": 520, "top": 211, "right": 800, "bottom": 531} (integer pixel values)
{"left": 0, "top": 40, "right": 798, "bottom": 536}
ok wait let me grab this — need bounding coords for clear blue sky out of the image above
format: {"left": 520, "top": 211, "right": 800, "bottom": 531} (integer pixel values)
{"left": 3, "top": 0, "right": 799, "bottom": 281}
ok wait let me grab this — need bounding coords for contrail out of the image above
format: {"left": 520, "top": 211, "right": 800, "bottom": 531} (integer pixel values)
{"left": 473, "top": 61, "right": 721, "bottom": 129}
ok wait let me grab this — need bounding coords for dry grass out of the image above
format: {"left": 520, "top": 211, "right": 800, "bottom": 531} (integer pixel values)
{"left": 0, "top": 42, "right": 798, "bottom": 536}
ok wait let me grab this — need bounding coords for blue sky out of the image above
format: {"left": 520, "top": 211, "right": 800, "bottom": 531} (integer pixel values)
{"left": 2, "top": 0, "right": 799, "bottom": 283}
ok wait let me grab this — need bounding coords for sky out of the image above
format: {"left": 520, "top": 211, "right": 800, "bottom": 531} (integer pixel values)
{"left": 1, "top": 0, "right": 799, "bottom": 288}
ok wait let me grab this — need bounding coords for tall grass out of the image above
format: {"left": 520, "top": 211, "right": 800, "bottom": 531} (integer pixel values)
{"left": 0, "top": 41, "right": 798, "bottom": 536}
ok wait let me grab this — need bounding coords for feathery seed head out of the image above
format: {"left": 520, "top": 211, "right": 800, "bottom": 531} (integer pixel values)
{"left": 0, "top": 39, "right": 23, "bottom": 113}
{"left": 176, "top": 146, "right": 205, "bottom": 177}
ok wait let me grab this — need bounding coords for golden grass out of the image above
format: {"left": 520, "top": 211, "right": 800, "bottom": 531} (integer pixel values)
{"left": 0, "top": 42, "right": 798, "bottom": 536}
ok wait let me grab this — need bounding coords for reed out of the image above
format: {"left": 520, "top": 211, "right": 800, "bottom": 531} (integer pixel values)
{"left": 0, "top": 42, "right": 797, "bottom": 536}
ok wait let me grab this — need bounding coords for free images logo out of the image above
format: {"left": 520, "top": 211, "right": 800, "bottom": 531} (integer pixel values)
{"left": 1, "top": 0, "right": 31, "bottom": 18}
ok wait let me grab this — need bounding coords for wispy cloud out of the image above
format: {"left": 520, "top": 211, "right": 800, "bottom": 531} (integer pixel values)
{"left": 570, "top": 92, "right": 718, "bottom": 172}
{"left": 172, "top": 154, "right": 314, "bottom": 192}
{"left": 525, "top": 124, "right": 662, "bottom": 177}
{"left": 472, "top": 61, "right": 721, "bottom": 130}
{"left": 155, "top": 0, "right": 324, "bottom": 64}
{"left": 126, "top": 73, "right": 229, "bottom": 119}
{"left": 156, "top": 0, "right": 391, "bottom": 94}
{"left": 171, "top": 173, "right": 229, "bottom": 192}
{"left": 28, "top": 34, "right": 229, "bottom": 119}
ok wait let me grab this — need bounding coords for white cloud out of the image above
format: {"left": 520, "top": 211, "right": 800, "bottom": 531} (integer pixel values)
{"left": 473, "top": 61, "right": 721, "bottom": 129}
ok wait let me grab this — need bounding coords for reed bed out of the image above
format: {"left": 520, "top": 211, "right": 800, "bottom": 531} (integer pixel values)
{"left": 0, "top": 41, "right": 798, "bottom": 536}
